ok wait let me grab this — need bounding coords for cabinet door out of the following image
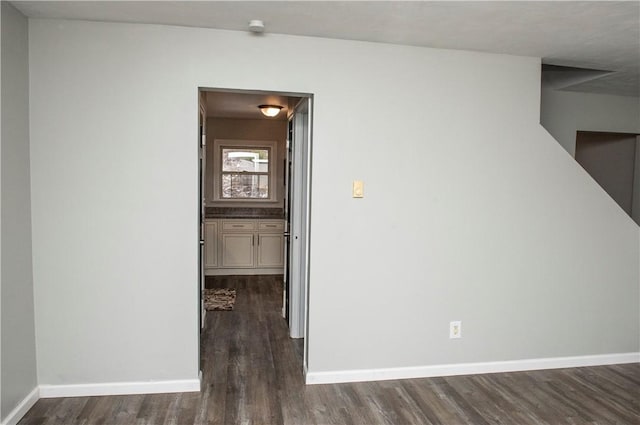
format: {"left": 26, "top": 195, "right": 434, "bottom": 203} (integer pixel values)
{"left": 204, "top": 221, "right": 218, "bottom": 268}
{"left": 257, "top": 234, "right": 284, "bottom": 268}
{"left": 222, "top": 234, "right": 255, "bottom": 268}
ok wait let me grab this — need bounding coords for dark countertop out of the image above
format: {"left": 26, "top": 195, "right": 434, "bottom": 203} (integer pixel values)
{"left": 205, "top": 207, "right": 284, "bottom": 220}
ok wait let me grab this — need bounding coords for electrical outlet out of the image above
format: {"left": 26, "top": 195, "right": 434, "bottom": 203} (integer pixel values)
{"left": 450, "top": 321, "right": 462, "bottom": 339}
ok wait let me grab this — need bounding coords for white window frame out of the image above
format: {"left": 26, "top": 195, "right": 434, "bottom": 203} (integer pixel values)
{"left": 213, "top": 139, "right": 278, "bottom": 202}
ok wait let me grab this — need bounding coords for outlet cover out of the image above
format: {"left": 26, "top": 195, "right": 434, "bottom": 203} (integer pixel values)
{"left": 450, "top": 321, "right": 462, "bottom": 339}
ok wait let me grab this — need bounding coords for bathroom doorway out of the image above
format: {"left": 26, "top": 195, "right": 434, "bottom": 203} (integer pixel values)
{"left": 198, "top": 88, "right": 313, "bottom": 374}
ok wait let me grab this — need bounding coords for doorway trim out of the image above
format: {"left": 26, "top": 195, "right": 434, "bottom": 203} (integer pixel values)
{"left": 198, "top": 86, "right": 314, "bottom": 375}
{"left": 287, "top": 97, "right": 312, "bottom": 344}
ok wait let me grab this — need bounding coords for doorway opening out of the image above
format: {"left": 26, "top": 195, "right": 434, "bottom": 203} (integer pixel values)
{"left": 197, "top": 87, "right": 313, "bottom": 376}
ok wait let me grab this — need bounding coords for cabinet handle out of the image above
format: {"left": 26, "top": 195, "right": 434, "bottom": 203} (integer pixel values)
{"left": 266, "top": 225, "right": 276, "bottom": 228}
{"left": 252, "top": 234, "right": 255, "bottom": 245}
{"left": 232, "top": 225, "right": 243, "bottom": 228}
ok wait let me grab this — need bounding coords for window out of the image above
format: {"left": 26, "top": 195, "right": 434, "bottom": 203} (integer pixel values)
{"left": 213, "top": 140, "right": 277, "bottom": 202}
{"left": 221, "top": 147, "right": 270, "bottom": 199}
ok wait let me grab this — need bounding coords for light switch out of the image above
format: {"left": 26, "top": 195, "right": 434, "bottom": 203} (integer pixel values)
{"left": 352, "top": 180, "right": 364, "bottom": 198}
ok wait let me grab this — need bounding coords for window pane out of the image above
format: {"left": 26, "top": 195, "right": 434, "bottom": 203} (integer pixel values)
{"left": 222, "top": 149, "right": 269, "bottom": 173}
{"left": 222, "top": 173, "right": 269, "bottom": 199}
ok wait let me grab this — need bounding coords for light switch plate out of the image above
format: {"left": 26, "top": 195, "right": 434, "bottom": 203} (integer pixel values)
{"left": 450, "top": 321, "right": 462, "bottom": 339}
{"left": 353, "top": 180, "right": 364, "bottom": 198}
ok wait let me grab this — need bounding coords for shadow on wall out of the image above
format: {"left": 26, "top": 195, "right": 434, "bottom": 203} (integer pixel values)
{"left": 574, "top": 131, "right": 640, "bottom": 225}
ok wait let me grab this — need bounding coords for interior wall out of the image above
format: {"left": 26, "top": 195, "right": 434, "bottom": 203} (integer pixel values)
{"left": 205, "top": 117, "right": 287, "bottom": 208}
{"left": 540, "top": 88, "right": 640, "bottom": 156}
{"left": 0, "top": 1, "right": 3, "bottom": 414}
{"left": 1, "top": 2, "right": 38, "bottom": 420}
{"left": 634, "top": 137, "right": 640, "bottom": 224}
{"left": 575, "top": 132, "right": 637, "bottom": 216}
{"left": 28, "top": 19, "right": 639, "bottom": 387}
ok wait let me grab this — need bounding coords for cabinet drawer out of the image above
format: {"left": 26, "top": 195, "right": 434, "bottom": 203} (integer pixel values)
{"left": 221, "top": 220, "right": 256, "bottom": 232}
{"left": 258, "top": 220, "right": 284, "bottom": 232}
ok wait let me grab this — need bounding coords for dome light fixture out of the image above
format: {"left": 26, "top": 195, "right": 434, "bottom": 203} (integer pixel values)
{"left": 248, "top": 20, "right": 265, "bottom": 33}
{"left": 258, "top": 104, "right": 283, "bottom": 118}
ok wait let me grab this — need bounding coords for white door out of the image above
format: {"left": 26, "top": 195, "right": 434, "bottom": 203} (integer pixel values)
{"left": 288, "top": 97, "right": 311, "bottom": 345}
{"left": 282, "top": 121, "right": 292, "bottom": 318}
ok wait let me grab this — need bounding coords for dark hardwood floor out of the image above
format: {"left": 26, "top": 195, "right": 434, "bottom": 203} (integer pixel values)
{"left": 19, "top": 275, "right": 640, "bottom": 424}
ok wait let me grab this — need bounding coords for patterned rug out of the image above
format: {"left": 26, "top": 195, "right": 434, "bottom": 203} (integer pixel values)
{"left": 204, "top": 288, "right": 236, "bottom": 311}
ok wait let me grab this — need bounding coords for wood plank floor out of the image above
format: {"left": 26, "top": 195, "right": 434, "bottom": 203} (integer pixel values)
{"left": 19, "top": 275, "right": 640, "bottom": 425}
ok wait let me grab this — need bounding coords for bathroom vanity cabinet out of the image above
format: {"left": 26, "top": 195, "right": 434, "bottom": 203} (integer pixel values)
{"left": 204, "top": 219, "right": 285, "bottom": 275}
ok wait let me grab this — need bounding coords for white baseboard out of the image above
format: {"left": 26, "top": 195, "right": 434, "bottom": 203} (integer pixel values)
{"left": 1, "top": 387, "right": 39, "bottom": 425}
{"left": 39, "top": 378, "right": 201, "bottom": 398}
{"left": 305, "top": 352, "right": 640, "bottom": 385}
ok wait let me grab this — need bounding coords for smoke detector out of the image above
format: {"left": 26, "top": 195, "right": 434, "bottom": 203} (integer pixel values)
{"left": 248, "top": 20, "right": 265, "bottom": 33}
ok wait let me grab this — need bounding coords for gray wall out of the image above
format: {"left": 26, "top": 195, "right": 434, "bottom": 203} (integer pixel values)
{"left": 1, "top": 2, "right": 38, "bottom": 420}
{"left": 540, "top": 88, "right": 640, "bottom": 156}
{"left": 634, "top": 137, "right": 640, "bottom": 224}
{"left": 205, "top": 117, "right": 287, "bottom": 208}
{"left": 27, "top": 19, "right": 639, "bottom": 386}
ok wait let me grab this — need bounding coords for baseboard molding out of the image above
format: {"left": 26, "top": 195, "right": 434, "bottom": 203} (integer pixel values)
{"left": 1, "top": 386, "right": 39, "bottom": 425}
{"left": 305, "top": 352, "right": 640, "bottom": 385}
{"left": 39, "top": 378, "right": 201, "bottom": 398}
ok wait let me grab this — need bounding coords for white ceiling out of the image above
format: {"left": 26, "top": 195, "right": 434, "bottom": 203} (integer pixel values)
{"left": 12, "top": 1, "right": 640, "bottom": 97}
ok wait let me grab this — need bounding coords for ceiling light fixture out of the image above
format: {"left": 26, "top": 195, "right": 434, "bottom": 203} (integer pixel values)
{"left": 248, "top": 20, "right": 265, "bottom": 33}
{"left": 258, "top": 104, "right": 283, "bottom": 117}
